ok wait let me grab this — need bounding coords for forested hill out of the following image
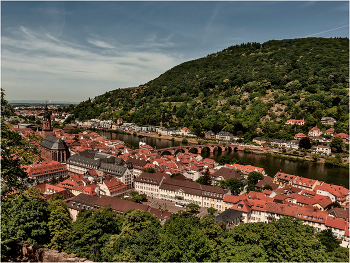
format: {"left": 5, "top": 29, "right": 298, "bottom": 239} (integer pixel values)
{"left": 72, "top": 37, "right": 349, "bottom": 140}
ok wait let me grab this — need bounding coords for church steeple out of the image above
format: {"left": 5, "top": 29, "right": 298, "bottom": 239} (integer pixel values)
{"left": 42, "top": 101, "right": 53, "bottom": 136}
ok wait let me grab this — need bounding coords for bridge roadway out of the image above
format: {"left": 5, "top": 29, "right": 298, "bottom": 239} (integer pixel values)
{"left": 152, "top": 143, "right": 245, "bottom": 155}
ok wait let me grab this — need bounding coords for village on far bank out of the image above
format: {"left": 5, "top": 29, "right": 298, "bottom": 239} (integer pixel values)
{"left": 5, "top": 103, "right": 350, "bottom": 249}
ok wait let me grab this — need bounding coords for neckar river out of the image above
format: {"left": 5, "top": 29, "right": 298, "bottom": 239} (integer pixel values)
{"left": 98, "top": 131, "right": 349, "bottom": 188}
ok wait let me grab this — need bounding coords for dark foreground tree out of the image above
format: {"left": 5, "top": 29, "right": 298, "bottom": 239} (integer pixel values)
{"left": 65, "top": 206, "right": 119, "bottom": 262}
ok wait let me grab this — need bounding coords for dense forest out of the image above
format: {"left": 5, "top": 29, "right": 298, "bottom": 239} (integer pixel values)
{"left": 2, "top": 191, "right": 349, "bottom": 262}
{"left": 70, "top": 37, "right": 349, "bottom": 140}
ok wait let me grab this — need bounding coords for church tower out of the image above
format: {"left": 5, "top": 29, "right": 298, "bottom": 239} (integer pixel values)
{"left": 42, "top": 102, "right": 53, "bottom": 136}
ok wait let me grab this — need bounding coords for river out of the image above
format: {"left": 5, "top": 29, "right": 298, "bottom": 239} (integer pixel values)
{"left": 98, "top": 131, "right": 349, "bottom": 188}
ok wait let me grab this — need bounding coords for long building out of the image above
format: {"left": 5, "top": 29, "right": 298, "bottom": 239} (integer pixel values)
{"left": 66, "top": 150, "right": 134, "bottom": 188}
{"left": 159, "top": 178, "right": 228, "bottom": 211}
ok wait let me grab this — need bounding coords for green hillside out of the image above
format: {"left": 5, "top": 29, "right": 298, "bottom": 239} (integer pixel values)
{"left": 71, "top": 37, "right": 349, "bottom": 140}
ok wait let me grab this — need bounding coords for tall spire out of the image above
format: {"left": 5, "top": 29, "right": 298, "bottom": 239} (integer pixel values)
{"left": 42, "top": 100, "right": 53, "bottom": 136}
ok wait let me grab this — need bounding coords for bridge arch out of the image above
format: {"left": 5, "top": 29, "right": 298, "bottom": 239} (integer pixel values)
{"left": 214, "top": 145, "right": 223, "bottom": 152}
{"left": 188, "top": 147, "right": 199, "bottom": 154}
{"left": 200, "top": 146, "right": 211, "bottom": 153}
{"left": 161, "top": 150, "right": 172, "bottom": 156}
{"left": 225, "top": 145, "right": 233, "bottom": 152}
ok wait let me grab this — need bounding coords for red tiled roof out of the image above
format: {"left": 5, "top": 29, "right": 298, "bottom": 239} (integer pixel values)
{"left": 223, "top": 194, "right": 247, "bottom": 204}
{"left": 274, "top": 172, "right": 297, "bottom": 181}
{"left": 334, "top": 133, "right": 349, "bottom": 139}
{"left": 266, "top": 202, "right": 299, "bottom": 217}
{"left": 325, "top": 216, "right": 346, "bottom": 230}
{"left": 296, "top": 206, "right": 327, "bottom": 224}
{"left": 104, "top": 179, "right": 127, "bottom": 193}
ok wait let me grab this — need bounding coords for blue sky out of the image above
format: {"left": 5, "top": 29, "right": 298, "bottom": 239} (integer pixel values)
{"left": 2, "top": 1, "right": 349, "bottom": 103}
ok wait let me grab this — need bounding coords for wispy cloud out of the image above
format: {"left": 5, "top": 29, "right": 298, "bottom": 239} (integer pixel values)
{"left": 2, "top": 25, "right": 185, "bottom": 100}
{"left": 87, "top": 39, "right": 115, "bottom": 49}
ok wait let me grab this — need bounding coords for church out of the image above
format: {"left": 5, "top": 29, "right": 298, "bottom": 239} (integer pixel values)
{"left": 38, "top": 103, "right": 70, "bottom": 163}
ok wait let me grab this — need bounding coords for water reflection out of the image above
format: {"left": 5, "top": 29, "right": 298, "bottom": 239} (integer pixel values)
{"left": 99, "top": 131, "right": 349, "bottom": 188}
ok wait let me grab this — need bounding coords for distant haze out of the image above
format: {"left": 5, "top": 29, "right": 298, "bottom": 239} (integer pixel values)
{"left": 9, "top": 100, "right": 79, "bottom": 105}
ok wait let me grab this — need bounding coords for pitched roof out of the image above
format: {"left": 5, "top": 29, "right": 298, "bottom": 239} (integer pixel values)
{"left": 135, "top": 172, "right": 167, "bottom": 186}
{"left": 94, "top": 195, "right": 149, "bottom": 213}
{"left": 256, "top": 176, "right": 279, "bottom": 190}
{"left": 327, "top": 207, "right": 349, "bottom": 220}
{"left": 296, "top": 206, "right": 327, "bottom": 224}
{"left": 212, "top": 167, "right": 243, "bottom": 180}
{"left": 160, "top": 178, "right": 227, "bottom": 198}
{"left": 67, "top": 193, "right": 98, "bottom": 211}
{"left": 325, "top": 216, "right": 346, "bottom": 230}
{"left": 103, "top": 179, "right": 127, "bottom": 193}
{"left": 274, "top": 172, "right": 297, "bottom": 182}
{"left": 215, "top": 208, "right": 243, "bottom": 223}
{"left": 223, "top": 194, "right": 247, "bottom": 204}
{"left": 39, "top": 135, "right": 68, "bottom": 150}
{"left": 266, "top": 202, "right": 299, "bottom": 217}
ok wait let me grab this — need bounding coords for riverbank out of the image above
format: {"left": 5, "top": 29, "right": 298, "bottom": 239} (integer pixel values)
{"left": 97, "top": 130, "right": 349, "bottom": 188}
{"left": 142, "top": 133, "right": 199, "bottom": 144}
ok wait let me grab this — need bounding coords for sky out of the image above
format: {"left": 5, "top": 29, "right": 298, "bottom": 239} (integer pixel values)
{"left": 1, "top": 1, "right": 349, "bottom": 103}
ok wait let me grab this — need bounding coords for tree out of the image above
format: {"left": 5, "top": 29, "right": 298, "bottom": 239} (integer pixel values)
{"left": 46, "top": 197, "right": 72, "bottom": 252}
{"left": 170, "top": 173, "right": 181, "bottom": 178}
{"left": 119, "top": 209, "right": 160, "bottom": 237}
{"left": 246, "top": 171, "right": 264, "bottom": 193}
{"left": 207, "top": 207, "right": 217, "bottom": 215}
{"left": 1, "top": 188, "right": 50, "bottom": 247}
{"left": 212, "top": 124, "right": 222, "bottom": 134}
{"left": 143, "top": 167, "right": 156, "bottom": 173}
{"left": 1, "top": 91, "right": 43, "bottom": 199}
{"left": 317, "top": 229, "right": 341, "bottom": 252}
{"left": 196, "top": 168, "right": 212, "bottom": 185}
{"left": 218, "top": 156, "right": 231, "bottom": 165}
{"left": 130, "top": 190, "right": 139, "bottom": 197}
{"left": 159, "top": 211, "right": 215, "bottom": 262}
{"left": 330, "top": 137, "right": 344, "bottom": 153}
{"left": 247, "top": 171, "right": 264, "bottom": 186}
{"left": 50, "top": 176, "right": 57, "bottom": 185}
{"left": 324, "top": 201, "right": 341, "bottom": 210}
{"left": 299, "top": 137, "right": 311, "bottom": 149}
{"left": 186, "top": 203, "right": 200, "bottom": 214}
{"left": 65, "top": 206, "right": 119, "bottom": 262}
{"left": 219, "top": 178, "right": 244, "bottom": 195}
{"left": 219, "top": 217, "right": 333, "bottom": 262}
{"left": 311, "top": 153, "right": 320, "bottom": 162}
{"left": 102, "top": 210, "right": 161, "bottom": 262}
{"left": 58, "top": 175, "right": 64, "bottom": 182}
{"left": 262, "top": 184, "right": 273, "bottom": 191}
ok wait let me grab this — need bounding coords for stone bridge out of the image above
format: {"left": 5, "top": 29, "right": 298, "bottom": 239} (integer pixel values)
{"left": 153, "top": 144, "right": 245, "bottom": 156}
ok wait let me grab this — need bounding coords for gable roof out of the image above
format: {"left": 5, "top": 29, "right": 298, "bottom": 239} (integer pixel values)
{"left": 212, "top": 167, "right": 243, "bottom": 180}
{"left": 94, "top": 195, "right": 149, "bottom": 213}
{"left": 39, "top": 135, "right": 67, "bottom": 150}
{"left": 215, "top": 208, "right": 243, "bottom": 223}
{"left": 325, "top": 216, "right": 346, "bottom": 230}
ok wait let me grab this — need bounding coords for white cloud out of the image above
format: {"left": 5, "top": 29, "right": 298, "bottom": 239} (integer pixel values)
{"left": 2, "top": 25, "right": 186, "bottom": 101}
{"left": 87, "top": 39, "right": 116, "bottom": 49}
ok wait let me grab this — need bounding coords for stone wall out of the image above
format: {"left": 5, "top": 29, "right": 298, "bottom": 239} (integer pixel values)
{"left": 10, "top": 242, "right": 93, "bottom": 262}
